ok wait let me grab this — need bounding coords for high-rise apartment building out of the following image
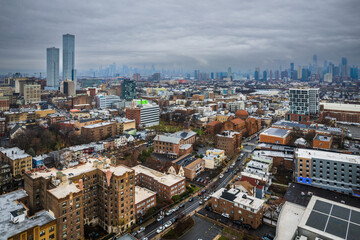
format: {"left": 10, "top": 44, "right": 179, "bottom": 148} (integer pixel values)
{"left": 46, "top": 47, "right": 59, "bottom": 88}
{"left": 24, "top": 159, "right": 137, "bottom": 240}
{"left": 24, "top": 84, "right": 41, "bottom": 104}
{"left": 286, "top": 88, "right": 319, "bottom": 122}
{"left": 121, "top": 79, "right": 136, "bottom": 100}
{"left": 62, "top": 34, "right": 76, "bottom": 85}
{"left": 341, "top": 57, "right": 348, "bottom": 78}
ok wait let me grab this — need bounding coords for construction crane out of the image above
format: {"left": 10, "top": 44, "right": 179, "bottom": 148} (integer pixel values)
{"left": 34, "top": 72, "right": 46, "bottom": 79}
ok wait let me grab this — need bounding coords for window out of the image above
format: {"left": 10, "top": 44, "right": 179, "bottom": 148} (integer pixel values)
{"left": 49, "top": 226, "right": 54, "bottom": 232}
{"left": 62, "top": 202, "right": 67, "bottom": 207}
{"left": 40, "top": 230, "right": 46, "bottom": 236}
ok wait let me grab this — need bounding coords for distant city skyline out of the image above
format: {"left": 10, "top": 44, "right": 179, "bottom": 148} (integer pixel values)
{"left": 0, "top": 0, "right": 359, "bottom": 74}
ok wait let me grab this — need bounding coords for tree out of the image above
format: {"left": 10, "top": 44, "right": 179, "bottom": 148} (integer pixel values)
{"left": 172, "top": 195, "right": 181, "bottom": 203}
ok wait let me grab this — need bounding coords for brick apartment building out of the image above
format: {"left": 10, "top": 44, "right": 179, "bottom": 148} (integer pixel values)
{"left": 132, "top": 165, "right": 186, "bottom": 200}
{"left": 215, "top": 131, "right": 241, "bottom": 156}
{"left": 153, "top": 130, "right": 196, "bottom": 158}
{"left": 209, "top": 188, "right": 265, "bottom": 229}
{"left": 0, "top": 147, "right": 32, "bottom": 176}
{"left": 81, "top": 121, "right": 122, "bottom": 141}
{"left": 135, "top": 186, "right": 156, "bottom": 219}
{"left": 172, "top": 154, "right": 205, "bottom": 180}
{"left": 206, "top": 121, "right": 223, "bottom": 135}
{"left": 24, "top": 159, "right": 137, "bottom": 240}
{"left": 0, "top": 97, "right": 10, "bottom": 111}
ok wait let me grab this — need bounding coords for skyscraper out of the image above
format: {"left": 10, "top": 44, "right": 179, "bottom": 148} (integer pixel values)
{"left": 341, "top": 57, "right": 348, "bottom": 78}
{"left": 290, "top": 62, "right": 294, "bottom": 80}
{"left": 46, "top": 47, "right": 59, "bottom": 88}
{"left": 313, "top": 54, "right": 317, "bottom": 67}
{"left": 62, "top": 34, "right": 76, "bottom": 84}
{"left": 254, "top": 68, "right": 260, "bottom": 81}
{"left": 262, "top": 70, "right": 267, "bottom": 81}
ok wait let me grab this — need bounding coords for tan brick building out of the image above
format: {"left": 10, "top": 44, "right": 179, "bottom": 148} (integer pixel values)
{"left": 0, "top": 189, "right": 57, "bottom": 240}
{"left": 134, "top": 186, "right": 156, "bottom": 219}
{"left": 215, "top": 131, "right": 241, "bottom": 156}
{"left": 154, "top": 130, "right": 196, "bottom": 158}
{"left": 0, "top": 147, "right": 32, "bottom": 176}
{"left": 132, "top": 165, "right": 186, "bottom": 200}
{"left": 209, "top": 188, "right": 265, "bottom": 229}
{"left": 24, "top": 159, "right": 137, "bottom": 240}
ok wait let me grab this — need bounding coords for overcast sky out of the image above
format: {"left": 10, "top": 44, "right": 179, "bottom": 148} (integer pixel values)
{"left": 0, "top": 0, "right": 359, "bottom": 73}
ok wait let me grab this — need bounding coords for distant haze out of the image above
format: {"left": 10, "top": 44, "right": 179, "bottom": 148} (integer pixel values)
{"left": 0, "top": 0, "right": 359, "bottom": 73}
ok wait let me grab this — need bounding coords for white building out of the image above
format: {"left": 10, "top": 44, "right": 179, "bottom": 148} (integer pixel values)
{"left": 96, "top": 95, "right": 121, "bottom": 109}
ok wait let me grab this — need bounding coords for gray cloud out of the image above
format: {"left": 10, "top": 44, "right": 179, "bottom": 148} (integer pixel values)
{"left": 0, "top": 0, "right": 359, "bottom": 73}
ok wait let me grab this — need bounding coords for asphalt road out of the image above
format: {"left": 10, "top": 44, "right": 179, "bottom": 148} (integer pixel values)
{"left": 179, "top": 215, "right": 222, "bottom": 240}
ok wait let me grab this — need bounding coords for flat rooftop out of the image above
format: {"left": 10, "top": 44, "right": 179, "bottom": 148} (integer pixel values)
{"left": 298, "top": 195, "right": 360, "bottom": 240}
{"left": 296, "top": 148, "right": 360, "bottom": 164}
{"left": 276, "top": 201, "right": 306, "bottom": 240}
{"left": 132, "top": 165, "right": 185, "bottom": 187}
{"left": 82, "top": 121, "right": 114, "bottom": 129}
{"left": 135, "top": 186, "right": 156, "bottom": 205}
{"left": 261, "top": 127, "right": 291, "bottom": 138}
{"left": 29, "top": 157, "right": 133, "bottom": 180}
{"left": 0, "top": 147, "right": 30, "bottom": 160}
{"left": 0, "top": 190, "right": 55, "bottom": 239}
{"left": 211, "top": 188, "right": 264, "bottom": 213}
{"left": 321, "top": 102, "right": 360, "bottom": 112}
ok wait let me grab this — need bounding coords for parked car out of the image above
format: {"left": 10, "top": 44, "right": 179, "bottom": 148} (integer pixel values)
{"left": 165, "top": 209, "right": 173, "bottom": 216}
{"left": 157, "top": 215, "right": 164, "bottom": 221}
{"left": 173, "top": 206, "right": 179, "bottom": 212}
{"left": 199, "top": 201, "right": 203, "bottom": 205}
{"left": 164, "top": 221, "right": 172, "bottom": 228}
{"left": 225, "top": 169, "right": 229, "bottom": 173}
{"left": 219, "top": 174, "right": 224, "bottom": 179}
{"left": 205, "top": 205, "right": 213, "bottom": 212}
{"left": 204, "top": 196, "right": 210, "bottom": 201}
{"left": 141, "top": 238, "right": 148, "bottom": 240}
{"left": 233, "top": 220, "right": 242, "bottom": 226}
{"left": 137, "top": 227, "right": 145, "bottom": 234}
{"left": 188, "top": 197, "right": 194, "bottom": 202}
{"left": 264, "top": 233, "right": 275, "bottom": 240}
{"left": 221, "top": 213, "right": 230, "bottom": 218}
{"left": 179, "top": 203, "right": 185, "bottom": 208}
{"left": 156, "top": 226, "right": 164, "bottom": 233}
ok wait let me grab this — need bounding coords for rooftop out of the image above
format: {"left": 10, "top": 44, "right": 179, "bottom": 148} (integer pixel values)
{"left": 0, "top": 147, "right": 31, "bottom": 160}
{"left": 170, "top": 130, "right": 196, "bottom": 140}
{"left": 298, "top": 195, "right": 360, "bottom": 240}
{"left": 132, "top": 165, "right": 185, "bottom": 187}
{"left": 0, "top": 190, "right": 55, "bottom": 239}
{"left": 275, "top": 201, "right": 306, "bottom": 240}
{"left": 321, "top": 102, "right": 360, "bottom": 112}
{"left": 82, "top": 121, "right": 114, "bottom": 129}
{"left": 154, "top": 135, "right": 181, "bottom": 144}
{"left": 296, "top": 148, "right": 360, "bottom": 164}
{"left": 135, "top": 186, "right": 156, "bottom": 205}
{"left": 211, "top": 188, "right": 264, "bottom": 213}
{"left": 314, "top": 134, "right": 332, "bottom": 142}
{"left": 261, "top": 127, "right": 291, "bottom": 138}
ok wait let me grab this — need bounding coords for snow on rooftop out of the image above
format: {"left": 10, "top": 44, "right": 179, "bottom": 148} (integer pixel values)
{"left": 0, "top": 190, "right": 55, "bottom": 239}
{"left": 261, "top": 127, "right": 291, "bottom": 138}
{"left": 0, "top": 147, "right": 30, "bottom": 160}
